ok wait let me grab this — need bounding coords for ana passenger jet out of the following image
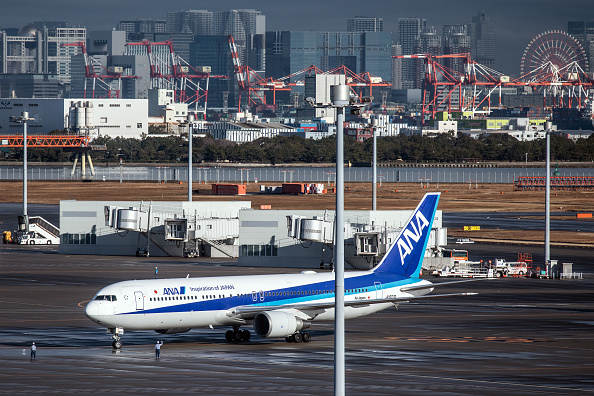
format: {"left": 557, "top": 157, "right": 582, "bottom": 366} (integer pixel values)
{"left": 85, "top": 192, "right": 476, "bottom": 349}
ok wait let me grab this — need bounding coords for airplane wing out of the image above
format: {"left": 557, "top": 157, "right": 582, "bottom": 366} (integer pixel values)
{"left": 229, "top": 291, "right": 477, "bottom": 319}
{"left": 400, "top": 278, "right": 492, "bottom": 293}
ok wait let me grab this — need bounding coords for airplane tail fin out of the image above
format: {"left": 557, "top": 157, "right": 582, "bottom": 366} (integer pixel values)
{"left": 372, "top": 192, "right": 440, "bottom": 278}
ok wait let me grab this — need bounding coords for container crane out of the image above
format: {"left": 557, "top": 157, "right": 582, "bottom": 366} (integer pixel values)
{"left": 126, "top": 40, "right": 227, "bottom": 116}
{"left": 228, "top": 35, "right": 290, "bottom": 110}
{"left": 62, "top": 42, "right": 139, "bottom": 99}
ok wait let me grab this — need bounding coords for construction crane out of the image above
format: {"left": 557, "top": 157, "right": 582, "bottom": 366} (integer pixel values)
{"left": 126, "top": 40, "right": 227, "bottom": 117}
{"left": 228, "top": 35, "right": 291, "bottom": 111}
{"left": 324, "top": 65, "right": 391, "bottom": 103}
{"left": 396, "top": 52, "right": 594, "bottom": 123}
{"left": 62, "top": 42, "right": 139, "bottom": 99}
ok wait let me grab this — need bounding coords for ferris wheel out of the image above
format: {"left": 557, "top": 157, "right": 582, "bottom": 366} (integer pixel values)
{"left": 520, "top": 30, "right": 588, "bottom": 77}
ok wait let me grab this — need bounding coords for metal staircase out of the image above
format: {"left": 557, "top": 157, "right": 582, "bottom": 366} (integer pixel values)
{"left": 198, "top": 236, "right": 238, "bottom": 258}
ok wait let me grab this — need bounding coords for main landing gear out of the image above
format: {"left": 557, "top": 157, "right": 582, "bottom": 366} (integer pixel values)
{"left": 225, "top": 326, "right": 251, "bottom": 342}
{"left": 285, "top": 332, "right": 311, "bottom": 343}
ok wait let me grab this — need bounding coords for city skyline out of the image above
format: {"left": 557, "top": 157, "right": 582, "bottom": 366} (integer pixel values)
{"left": 1, "top": 0, "right": 593, "bottom": 76}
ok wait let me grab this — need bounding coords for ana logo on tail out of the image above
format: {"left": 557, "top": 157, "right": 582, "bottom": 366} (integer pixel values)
{"left": 396, "top": 210, "right": 429, "bottom": 265}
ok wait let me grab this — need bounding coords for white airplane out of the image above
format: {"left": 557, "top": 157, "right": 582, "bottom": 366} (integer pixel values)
{"left": 85, "top": 192, "right": 476, "bottom": 349}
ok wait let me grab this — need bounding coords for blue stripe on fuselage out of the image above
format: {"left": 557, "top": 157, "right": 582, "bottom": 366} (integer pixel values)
{"left": 118, "top": 273, "right": 419, "bottom": 315}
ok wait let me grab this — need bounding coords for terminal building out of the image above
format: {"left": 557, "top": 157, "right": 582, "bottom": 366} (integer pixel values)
{"left": 59, "top": 200, "right": 250, "bottom": 257}
{"left": 58, "top": 199, "right": 449, "bottom": 272}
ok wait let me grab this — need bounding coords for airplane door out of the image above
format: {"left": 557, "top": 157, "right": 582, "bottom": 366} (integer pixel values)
{"left": 259, "top": 290, "right": 264, "bottom": 301}
{"left": 374, "top": 282, "right": 383, "bottom": 299}
{"left": 134, "top": 291, "right": 144, "bottom": 310}
{"left": 252, "top": 291, "right": 258, "bottom": 302}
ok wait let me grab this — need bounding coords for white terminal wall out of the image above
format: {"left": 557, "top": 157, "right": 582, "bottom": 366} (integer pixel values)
{"left": 238, "top": 209, "right": 443, "bottom": 268}
{"left": 0, "top": 98, "right": 148, "bottom": 138}
{"left": 59, "top": 200, "right": 250, "bottom": 256}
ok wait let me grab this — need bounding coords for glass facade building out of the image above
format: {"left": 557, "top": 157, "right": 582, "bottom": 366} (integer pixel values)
{"left": 265, "top": 31, "right": 392, "bottom": 83}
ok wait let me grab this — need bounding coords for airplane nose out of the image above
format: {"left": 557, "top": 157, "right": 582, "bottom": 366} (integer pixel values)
{"left": 85, "top": 301, "right": 99, "bottom": 320}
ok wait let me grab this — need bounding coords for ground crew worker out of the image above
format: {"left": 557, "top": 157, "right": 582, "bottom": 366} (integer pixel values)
{"left": 30, "top": 342, "right": 36, "bottom": 361}
{"left": 155, "top": 341, "right": 162, "bottom": 359}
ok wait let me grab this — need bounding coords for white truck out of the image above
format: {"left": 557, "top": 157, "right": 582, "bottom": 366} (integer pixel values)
{"left": 492, "top": 259, "right": 528, "bottom": 277}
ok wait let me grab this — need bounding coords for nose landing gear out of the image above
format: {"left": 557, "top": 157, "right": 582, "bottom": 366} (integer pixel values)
{"left": 109, "top": 327, "right": 124, "bottom": 349}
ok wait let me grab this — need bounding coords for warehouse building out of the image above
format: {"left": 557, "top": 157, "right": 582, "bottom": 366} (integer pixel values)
{"left": 0, "top": 98, "right": 148, "bottom": 138}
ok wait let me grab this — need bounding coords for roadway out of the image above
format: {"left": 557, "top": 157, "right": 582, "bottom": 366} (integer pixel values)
{"left": 0, "top": 244, "right": 593, "bottom": 395}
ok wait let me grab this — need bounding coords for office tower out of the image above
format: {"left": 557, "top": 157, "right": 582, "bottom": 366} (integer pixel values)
{"left": 469, "top": 10, "right": 495, "bottom": 69}
{"left": 118, "top": 19, "right": 166, "bottom": 41}
{"left": 166, "top": 10, "right": 213, "bottom": 35}
{"left": 214, "top": 9, "right": 265, "bottom": 72}
{"left": 190, "top": 35, "right": 236, "bottom": 109}
{"left": 0, "top": 22, "right": 86, "bottom": 86}
{"left": 265, "top": 31, "right": 392, "bottom": 81}
{"left": 391, "top": 44, "right": 402, "bottom": 89}
{"left": 442, "top": 25, "right": 471, "bottom": 74}
{"left": 398, "top": 17, "right": 426, "bottom": 88}
{"left": 567, "top": 21, "right": 594, "bottom": 73}
{"left": 415, "top": 27, "right": 441, "bottom": 88}
{"left": 347, "top": 16, "right": 383, "bottom": 32}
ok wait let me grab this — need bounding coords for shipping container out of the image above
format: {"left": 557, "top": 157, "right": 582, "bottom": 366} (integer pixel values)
{"left": 282, "top": 183, "right": 305, "bottom": 194}
{"left": 211, "top": 184, "right": 246, "bottom": 195}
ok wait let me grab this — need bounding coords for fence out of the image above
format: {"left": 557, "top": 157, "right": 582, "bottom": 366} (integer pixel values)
{"left": 2, "top": 165, "right": 594, "bottom": 185}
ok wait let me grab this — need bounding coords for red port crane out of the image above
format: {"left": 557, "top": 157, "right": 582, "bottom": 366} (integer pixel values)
{"left": 62, "top": 42, "right": 139, "bottom": 99}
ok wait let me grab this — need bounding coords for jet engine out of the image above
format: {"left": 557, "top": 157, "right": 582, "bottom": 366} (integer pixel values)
{"left": 154, "top": 328, "right": 191, "bottom": 334}
{"left": 253, "top": 311, "right": 310, "bottom": 338}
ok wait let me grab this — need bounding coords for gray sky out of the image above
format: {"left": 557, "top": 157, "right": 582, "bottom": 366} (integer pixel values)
{"left": 1, "top": 0, "right": 593, "bottom": 76}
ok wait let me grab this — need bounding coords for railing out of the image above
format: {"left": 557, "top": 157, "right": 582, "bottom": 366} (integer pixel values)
{"left": 199, "top": 236, "right": 238, "bottom": 258}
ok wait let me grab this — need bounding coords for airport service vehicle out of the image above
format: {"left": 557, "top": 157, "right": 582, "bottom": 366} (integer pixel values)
{"left": 493, "top": 259, "right": 528, "bottom": 277}
{"left": 15, "top": 216, "right": 60, "bottom": 245}
{"left": 85, "top": 193, "right": 477, "bottom": 349}
{"left": 433, "top": 266, "right": 493, "bottom": 278}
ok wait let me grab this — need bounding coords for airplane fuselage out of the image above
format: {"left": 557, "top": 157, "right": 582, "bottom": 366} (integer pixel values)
{"left": 85, "top": 270, "right": 432, "bottom": 331}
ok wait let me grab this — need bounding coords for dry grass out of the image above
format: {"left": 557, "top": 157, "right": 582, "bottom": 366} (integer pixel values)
{"left": 1, "top": 180, "right": 593, "bottom": 245}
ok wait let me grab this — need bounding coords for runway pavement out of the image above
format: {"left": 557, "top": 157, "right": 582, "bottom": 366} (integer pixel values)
{"left": 1, "top": 244, "right": 593, "bottom": 395}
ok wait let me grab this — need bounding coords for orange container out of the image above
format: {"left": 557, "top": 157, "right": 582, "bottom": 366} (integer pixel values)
{"left": 577, "top": 213, "right": 592, "bottom": 218}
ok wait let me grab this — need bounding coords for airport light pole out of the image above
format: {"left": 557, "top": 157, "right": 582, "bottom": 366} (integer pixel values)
{"left": 10, "top": 111, "right": 34, "bottom": 229}
{"left": 188, "top": 115, "right": 194, "bottom": 202}
{"left": 330, "top": 84, "right": 350, "bottom": 396}
{"left": 545, "top": 131, "right": 550, "bottom": 268}
{"left": 371, "top": 117, "right": 378, "bottom": 211}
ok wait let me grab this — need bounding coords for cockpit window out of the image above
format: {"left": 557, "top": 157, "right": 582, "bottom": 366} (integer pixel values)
{"left": 94, "top": 295, "right": 117, "bottom": 301}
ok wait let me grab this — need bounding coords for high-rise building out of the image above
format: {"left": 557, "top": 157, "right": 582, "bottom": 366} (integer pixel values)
{"left": 415, "top": 27, "right": 441, "bottom": 89}
{"left": 265, "top": 31, "right": 392, "bottom": 83}
{"left": 190, "top": 35, "right": 236, "bottom": 109}
{"left": 398, "top": 17, "right": 426, "bottom": 88}
{"left": 168, "top": 9, "right": 265, "bottom": 72}
{"left": 442, "top": 25, "right": 471, "bottom": 74}
{"left": 468, "top": 10, "right": 495, "bottom": 69}
{"left": 567, "top": 21, "right": 594, "bottom": 73}
{"left": 166, "top": 10, "right": 212, "bottom": 35}
{"left": 118, "top": 19, "right": 166, "bottom": 41}
{"left": 391, "top": 44, "right": 402, "bottom": 89}
{"left": 0, "top": 22, "right": 86, "bottom": 87}
{"left": 214, "top": 9, "right": 265, "bottom": 72}
{"left": 347, "top": 16, "right": 383, "bottom": 32}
